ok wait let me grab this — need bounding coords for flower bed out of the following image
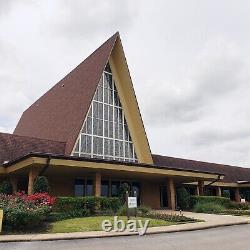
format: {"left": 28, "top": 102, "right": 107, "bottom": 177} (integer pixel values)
{"left": 0, "top": 192, "right": 55, "bottom": 230}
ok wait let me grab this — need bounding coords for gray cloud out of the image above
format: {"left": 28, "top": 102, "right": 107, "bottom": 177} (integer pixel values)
{"left": 143, "top": 39, "right": 249, "bottom": 126}
{"left": 43, "top": 0, "right": 137, "bottom": 39}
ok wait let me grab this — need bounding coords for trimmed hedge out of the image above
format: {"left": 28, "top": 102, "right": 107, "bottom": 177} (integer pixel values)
{"left": 190, "top": 196, "right": 233, "bottom": 209}
{"left": 193, "top": 202, "right": 225, "bottom": 214}
{"left": 53, "top": 196, "right": 122, "bottom": 214}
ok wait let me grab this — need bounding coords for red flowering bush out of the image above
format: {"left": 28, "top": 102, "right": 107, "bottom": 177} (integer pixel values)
{"left": 0, "top": 192, "right": 56, "bottom": 230}
{"left": 17, "top": 193, "right": 56, "bottom": 208}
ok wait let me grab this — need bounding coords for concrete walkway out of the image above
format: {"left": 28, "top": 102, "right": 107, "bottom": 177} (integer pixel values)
{"left": 0, "top": 211, "right": 249, "bottom": 242}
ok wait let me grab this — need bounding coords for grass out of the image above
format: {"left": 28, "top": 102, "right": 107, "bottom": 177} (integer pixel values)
{"left": 48, "top": 216, "right": 174, "bottom": 233}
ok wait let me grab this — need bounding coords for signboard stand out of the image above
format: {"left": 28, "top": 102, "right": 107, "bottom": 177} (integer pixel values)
{"left": 0, "top": 209, "right": 3, "bottom": 233}
{"left": 125, "top": 191, "right": 130, "bottom": 219}
{"left": 126, "top": 191, "right": 138, "bottom": 219}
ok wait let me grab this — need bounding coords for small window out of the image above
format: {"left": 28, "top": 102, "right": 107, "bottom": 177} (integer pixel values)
{"left": 86, "top": 179, "right": 93, "bottom": 196}
{"left": 101, "top": 180, "right": 109, "bottom": 197}
{"left": 75, "top": 179, "right": 84, "bottom": 196}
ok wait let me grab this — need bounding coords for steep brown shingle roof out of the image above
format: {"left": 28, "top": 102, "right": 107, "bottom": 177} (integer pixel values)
{"left": 0, "top": 132, "right": 65, "bottom": 165}
{"left": 153, "top": 154, "right": 250, "bottom": 183}
{"left": 14, "top": 32, "right": 119, "bottom": 155}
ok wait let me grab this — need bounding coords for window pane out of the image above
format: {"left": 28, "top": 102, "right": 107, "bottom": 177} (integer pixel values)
{"left": 86, "top": 135, "right": 92, "bottom": 153}
{"left": 86, "top": 117, "right": 92, "bottom": 134}
{"left": 86, "top": 180, "right": 93, "bottom": 196}
{"left": 109, "top": 106, "right": 113, "bottom": 121}
{"left": 98, "top": 86, "right": 103, "bottom": 102}
{"left": 93, "top": 102, "right": 98, "bottom": 118}
{"left": 108, "top": 122, "right": 113, "bottom": 138}
{"left": 104, "top": 104, "right": 108, "bottom": 120}
{"left": 74, "top": 139, "right": 80, "bottom": 152}
{"left": 104, "top": 88, "right": 109, "bottom": 103}
{"left": 115, "top": 140, "right": 119, "bottom": 157}
{"left": 119, "top": 141, "right": 124, "bottom": 157}
{"left": 75, "top": 179, "right": 84, "bottom": 196}
{"left": 119, "top": 124, "right": 123, "bottom": 140}
{"left": 97, "top": 137, "right": 103, "bottom": 155}
{"left": 104, "top": 120, "right": 108, "bottom": 137}
{"left": 98, "top": 103, "right": 103, "bottom": 119}
{"left": 108, "top": 89, "right": 113, "bottom": 104}
{"left": 104, "top": 138, "right": 109, "bottom": 156}
{"left": 114, "top": 122, "right": 119, "bottom": 139}
{"left": 111, "top": 181, "right": 120, "bottom": 197}
{"left": 101, "top": 180, "right": 109, "bottom": 197}
{"left": 81, "top": 134, "right": 87, "bottom": 152}
{"left": 87, "top": 105, "right": 92, "bottom": 118}
{"left": 93, "top": 136, "right": 98, "bottom": 154}
{"left": 93, "top": 118, "right": 98, "bottom": 135}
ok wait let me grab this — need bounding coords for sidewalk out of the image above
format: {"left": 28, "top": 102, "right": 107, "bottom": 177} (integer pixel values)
{"left": 0, "top": 211, "right": 249, "bottom": 242}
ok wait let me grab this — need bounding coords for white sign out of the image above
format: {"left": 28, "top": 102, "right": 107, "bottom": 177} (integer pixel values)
{"left": 241, "top": 198, "right": 246, "bottom": 203}
{"left": 128, "top": 197, "right": 137, "bottom": 208}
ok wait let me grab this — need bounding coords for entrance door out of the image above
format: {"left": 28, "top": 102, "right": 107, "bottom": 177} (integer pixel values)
{"left": 160, "top": 186, "right": 168, "bottom": 208}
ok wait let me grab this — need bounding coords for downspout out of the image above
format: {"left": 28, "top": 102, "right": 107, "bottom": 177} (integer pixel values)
{"left": 39, "top": 155, "right": 52, "bottom": 176}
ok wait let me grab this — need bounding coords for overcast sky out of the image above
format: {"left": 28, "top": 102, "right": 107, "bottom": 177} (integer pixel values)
{"left": 1, "top": 0, "right": 250, "bottom": 167}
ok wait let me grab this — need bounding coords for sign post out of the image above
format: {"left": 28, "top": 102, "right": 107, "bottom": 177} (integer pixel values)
{"left": 0, "top": 209, "right": 3, "bottom": 233}
{"left": 134, "top": 190, "right": 137, "bottom": 217}
{"left": 125, "top": 191, "right": 129, "bottom": 220}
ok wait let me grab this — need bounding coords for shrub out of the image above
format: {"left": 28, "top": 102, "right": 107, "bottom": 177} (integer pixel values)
{"left": 177, "top": 187, "right": 191, "bottom": 210}
{"left": 33, "top": 176, "right": 49, "bottom": 193}
{"left": 193, "top": 202, "right": 225, "bottom": 214}
{"left": 149, "top": 211, "right": 197, "bottom": 223}
{"left": 222, "top": 209, "right": 250, "bottom": 216}
{"left": 233, "top": 202, "right": 249, "bottom": 210}
{"left": 53, "top": 196, "right": 122, "bottom": 215}
{"left": 0, "top": 180, "right": 12, "bottom": 195}
{"left": 190, "top": 196, "right": 233, "bottom": 209}
{"left": 138, "top": 205, "right": 151, "bottom": 215}
{"left": 0, "top": 192, "right": 55, "bottom": 230}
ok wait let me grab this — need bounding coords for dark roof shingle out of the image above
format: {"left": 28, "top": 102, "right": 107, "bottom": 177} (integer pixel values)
{"left": 153, "top": 154, "right": 250, "bottom": 183}
{"left": 0, "top": 132, "right": 65, "bottom": 165}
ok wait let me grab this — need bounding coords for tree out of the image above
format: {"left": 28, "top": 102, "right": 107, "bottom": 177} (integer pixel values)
{"left": 0, "top": 180, "right": 12, "bottom": 194}
{"left": 118, "top": 183, "right": 131, "bottom": 204}
{"left": 33, "top": 176, "right": 49, "bottom": 193}
{"left": 177, "top": 187, "right": 191, "bottom": 210}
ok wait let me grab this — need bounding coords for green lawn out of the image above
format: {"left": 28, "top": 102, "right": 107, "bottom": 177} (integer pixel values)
{"left": 49, "top": 216, "right": 174, "bottom": 233}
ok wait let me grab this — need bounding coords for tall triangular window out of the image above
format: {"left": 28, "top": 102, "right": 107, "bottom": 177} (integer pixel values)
{"left": 72, "top": 62, "right": 137, "bottom": 163}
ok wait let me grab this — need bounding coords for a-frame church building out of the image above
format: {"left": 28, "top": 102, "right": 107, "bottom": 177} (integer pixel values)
{"left": 1, "top": 32, "right": 250, "bottom": 209}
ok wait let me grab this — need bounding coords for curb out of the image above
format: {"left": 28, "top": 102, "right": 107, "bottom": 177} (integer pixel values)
{"left": 0, "top": 221, "right": 249, "bottom": 243}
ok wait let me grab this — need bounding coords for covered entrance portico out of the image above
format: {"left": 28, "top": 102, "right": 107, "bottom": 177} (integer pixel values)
{"left": 1, "top": 153, "right": 223, "bottom": 210}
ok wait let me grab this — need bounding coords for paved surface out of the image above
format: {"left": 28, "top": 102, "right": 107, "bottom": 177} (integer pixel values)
{"left": 0, "top": 211, "right": 249, "bottom": 242}
{"left": 0, "top": 224, "right": 249, "bottom": 250}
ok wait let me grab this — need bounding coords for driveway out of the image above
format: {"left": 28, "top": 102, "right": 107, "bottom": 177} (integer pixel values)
{"left": 0, "top": 224, "right": 249, "bottom": 250}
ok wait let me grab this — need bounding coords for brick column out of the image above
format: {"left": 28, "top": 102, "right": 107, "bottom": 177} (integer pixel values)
{"left": 234, "top": 188, "right": 241, "bottom": 203}
{"left": 198, "top": 180, "right": 204, "bottom": 196}
{"left": 94, "top": 172, "right": 101, "bottom": 197}
{"left": 28, "top": 167, "right": 39, "bottom": 195}
{"left": 167, "top": 178, "right": 176, "bottom": 210}
{"left": 10, "top": 176, "right": 18, "bottom": 194}
{"left": 216, "top": 186, "right": 222, "bottom": 197}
